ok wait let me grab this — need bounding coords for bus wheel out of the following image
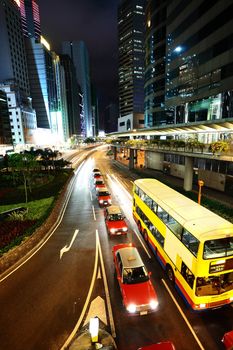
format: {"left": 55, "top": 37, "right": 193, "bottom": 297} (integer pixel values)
{"left": 166, "top": 265, "right": 175, "bottom": 284}
{"left": 143, "top": 230, "right": 148, "bottom": 242}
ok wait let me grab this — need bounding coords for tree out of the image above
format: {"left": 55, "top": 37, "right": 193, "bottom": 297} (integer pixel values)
{"left": 8, "top": 153, "right": 39, "bottom": 203}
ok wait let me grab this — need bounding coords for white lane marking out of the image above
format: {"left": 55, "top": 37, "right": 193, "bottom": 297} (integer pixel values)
{"left": 92, "top": 205, "right": 96, "bottom": 221}
{"left": 89, "top": 190, "right": 93, "bottom": 201}
{"left": 133, "top": 229, "right": 151, "bottom": 259}
{"left": 60, "top": 229, "right": 79, "bottom": 259}
{"left": 162, "top": 279, "right": 205, "bottom": 350}
{"left": 60, "top": 230, "right": 99, "bottom": 350}
{"left": 0, "top": 161, "right": 86, "bottom": 284}
{"left": 97, "top": 266, "right": 101, "bottom": 279}
{"left": 97, "top": 230, "right": 116, "bottom": 338}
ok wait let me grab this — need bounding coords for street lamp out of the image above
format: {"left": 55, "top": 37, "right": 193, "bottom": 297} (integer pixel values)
{"left": 198, "top": 180, "right": 204, "bottom": 205}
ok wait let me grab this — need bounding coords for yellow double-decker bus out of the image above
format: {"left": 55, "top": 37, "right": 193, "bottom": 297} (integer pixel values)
{"left": 133, "top": 178, "right": 233, "bottom": 310}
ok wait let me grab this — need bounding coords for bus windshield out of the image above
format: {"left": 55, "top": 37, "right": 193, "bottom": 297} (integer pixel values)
{"left": 203, "top": 237, "right": 233, "bottom": 259}
{"left": 196, "top": 273, "right": 233, "bottom": 296}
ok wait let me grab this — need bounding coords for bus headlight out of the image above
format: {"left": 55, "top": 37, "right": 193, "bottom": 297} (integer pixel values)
{"left": 150, "top": 299, "right": 158, "bottom": 310}
{"left": 127, "top": 303, "right": 137, "bottom": 313}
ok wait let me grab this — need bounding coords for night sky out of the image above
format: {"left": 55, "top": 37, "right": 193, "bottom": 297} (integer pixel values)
{"left": 38, "top": 0, "right": 119, "bottom": 113}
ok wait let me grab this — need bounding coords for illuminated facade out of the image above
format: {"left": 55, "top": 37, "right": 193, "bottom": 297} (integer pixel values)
{"left": 52, "top": 52, "right": 69, "bottom": 143}
{"left": 25, "top": 37, "right": 57, "bottom": 129}
{"left": 19, "top": 0, "right": 41, "bottom": 40}
{"left": 118, "top": 0, "right": 145, "bottom": 131}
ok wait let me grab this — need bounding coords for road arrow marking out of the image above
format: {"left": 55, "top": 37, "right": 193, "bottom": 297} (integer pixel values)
{"left": 60, "top": 229, "right": 79, "bottom": 259}
{"left": 83, "top": 296, "right": 107, "bottom": 326}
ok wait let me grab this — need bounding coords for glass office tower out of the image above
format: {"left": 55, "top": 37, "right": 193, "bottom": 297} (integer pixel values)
{"left": 144, "top": 0, "right": 169, "bottom": 127}
{"left": 145, "top": 0, "right": 233, "bottom": 127}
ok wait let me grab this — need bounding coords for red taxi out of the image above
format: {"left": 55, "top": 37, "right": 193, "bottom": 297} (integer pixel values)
{"left": 104, "top": 205, "right": 128, "bottom": 236}
{"left": 95, "top": 177, "right": 105, "bottom": 190}
{"left": 137, "top": 342, "right": 176, "bottom": 350}
{"left": 222, "top": 330, "right": 233, "bottom": 349}
{"left": 96, "top": 187, "right": 111, "bottom": 207}
{"left": 112, "top": 243, "right": 158, "bottom": 315}
{"left": 93, "top": 172, "right": 102, "bottom": 182}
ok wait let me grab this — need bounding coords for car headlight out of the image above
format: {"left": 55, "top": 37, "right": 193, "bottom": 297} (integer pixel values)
{"left": 126, "top": 303, "right": 137, "bottom": 313}
{"left": 110, "top": 228, "right": 116, "bottom": 233}
{"left": 99, "top": 200, "right": 104, "bottom": 203}
{"left": 122, "top": 227, "right": 128, "bottom": 232}
{"left": 108, "top": 199, "right": 112, "bottom": 203}
{"left": 150, "top": 299, "right": 158, "bottom": 310}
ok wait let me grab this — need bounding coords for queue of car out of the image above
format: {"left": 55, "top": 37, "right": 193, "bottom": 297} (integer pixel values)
{"left": 92, "top": 167, "right": 173, "bottom": 347}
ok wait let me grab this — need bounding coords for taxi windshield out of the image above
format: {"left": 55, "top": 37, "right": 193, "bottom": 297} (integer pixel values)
{"left": 123, "top": 266, "right": 149, "bottom": 284}
{"left": 96, "top": 181, "right": 104, "bottom": 185}
{"left": 109, "top": 213, "right": 123, "bottom": 221}
{"left": 98, "top": 191, "right": 109, "bottom": 196}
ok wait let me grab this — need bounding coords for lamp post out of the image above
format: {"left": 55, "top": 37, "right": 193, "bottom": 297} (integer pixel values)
{"left": 198, "top": 180, "right": 204, "bottom": 205}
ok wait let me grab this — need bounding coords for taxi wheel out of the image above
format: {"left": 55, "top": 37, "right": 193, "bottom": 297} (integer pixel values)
{"left": 166, "top": 265, "right": 175, "bottom": 284}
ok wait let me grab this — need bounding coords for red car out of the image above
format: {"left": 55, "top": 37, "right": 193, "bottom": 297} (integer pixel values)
{"left": 222, "top": 330, "right": 233, "bottom": 349}
{"left": 96, "top": 187, "right": 111, "bottom": 207}
{"left": 95, "top": 177, "right": 105, "bottom": 190}
{"left": 137, "top": 342, "right": 176, "bottom": 350}
{"left": 112, "top": 243, "right": 158, "bottom": 315}
{"left": 93, "top": 172, "right": 102, "bottom": 182}
{"left": 104, "top": 205, "right": 128, "bottom": 236}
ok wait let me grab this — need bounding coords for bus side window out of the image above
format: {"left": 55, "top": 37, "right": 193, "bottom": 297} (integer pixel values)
{"left": 181, "top": 261, "right": 194, "bottom": 289}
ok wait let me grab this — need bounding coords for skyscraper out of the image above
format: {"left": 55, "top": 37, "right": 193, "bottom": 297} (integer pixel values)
{"left": 144, "top": 0, "right": 169, "bottom": 127}
{"left": 0, "top": 90, "right": 11, "bottom": 146}
{"left": 62, "top": 41, "right": 94, "bottom": 137}
{"left": 145, "top": 0, "right": 233, "bottom": 128}
{"left": 25, "top": 37, "right": 57, "bottom": 130}
{"left": 0, "top": 0, "right": 30, "bottom": 95}
{"left": 118, "top": 0, "right": 145, "bottom": 132}
{"left": 19, "top": 0, "right": 41, "bottom": 40}
{"left": 165, "top": 0, "right": 233, "bottom": 124}
{"left": 60, "top": 54, "right": 81, "bottom": 138}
